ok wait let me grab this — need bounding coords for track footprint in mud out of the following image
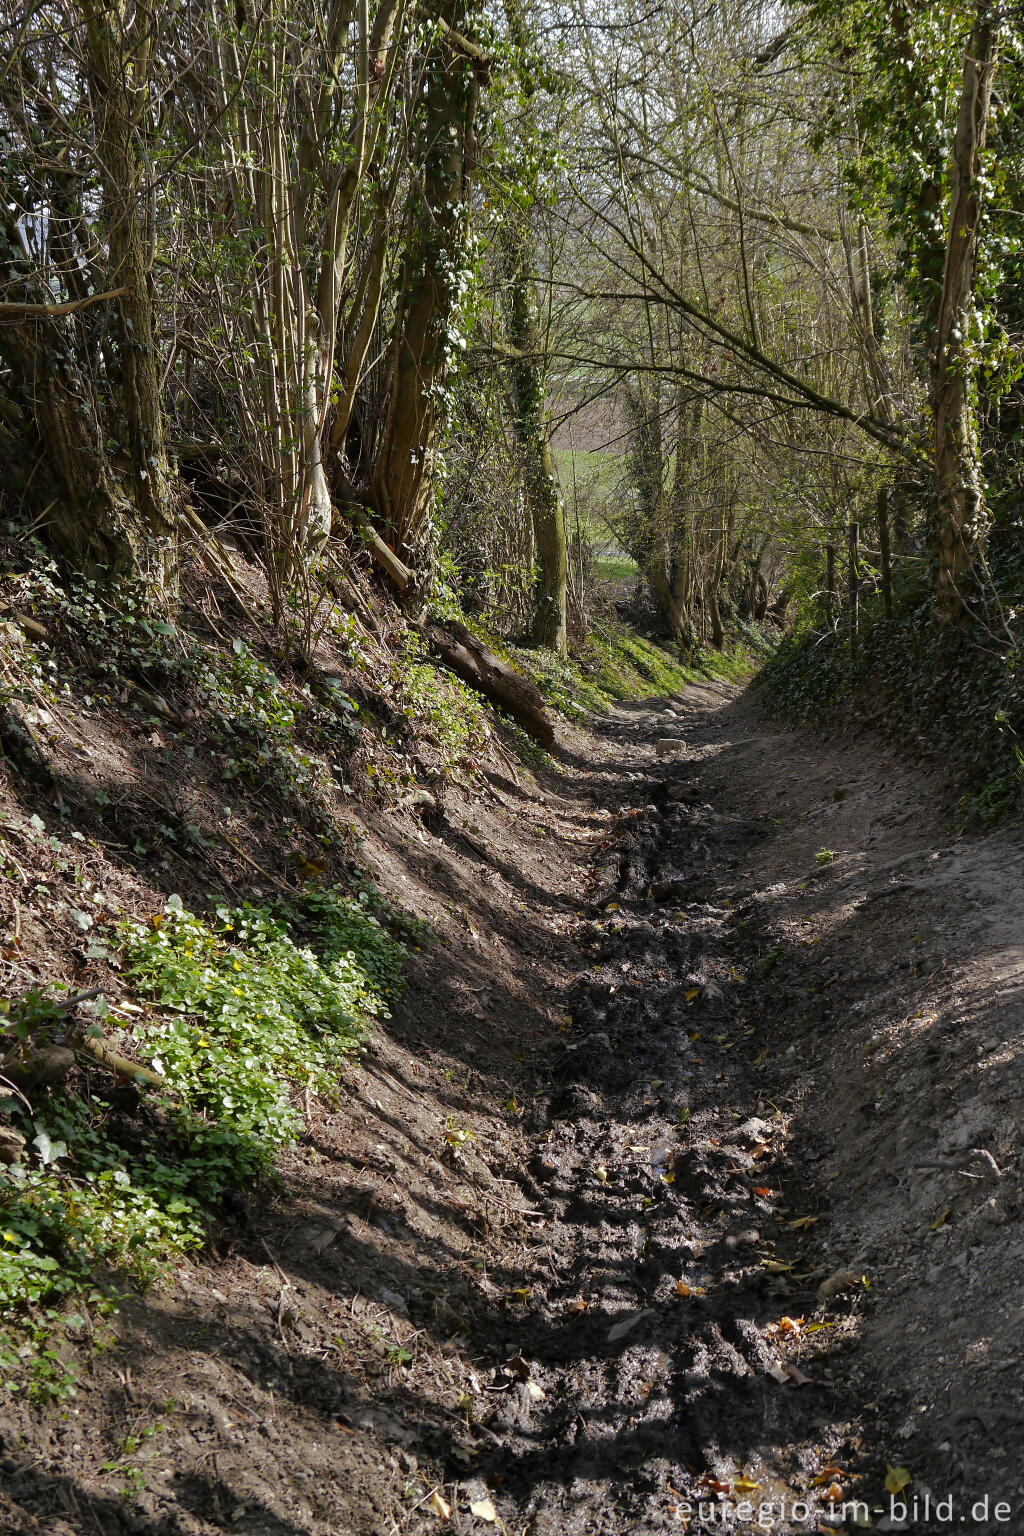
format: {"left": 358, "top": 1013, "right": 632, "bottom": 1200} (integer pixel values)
{"left": 465, "top": 684, "right": 1024, "bottom": 1536}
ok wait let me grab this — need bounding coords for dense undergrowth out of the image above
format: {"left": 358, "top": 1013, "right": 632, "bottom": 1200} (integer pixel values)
{"left": 0, "top": 884, "right": 419, "bottom": 1400}
{"left": 758, "top": 559, "right": 1024, "bottom": 823}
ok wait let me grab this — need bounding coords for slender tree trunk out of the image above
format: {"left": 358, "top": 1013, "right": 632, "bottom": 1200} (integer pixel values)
{"left": 932, "top": 0, "right": 1002, "bottom": 624}
{"left": 708, "top": 591, "right": 725, "bottom": 650}
{"left": 79, "top": 0, "right": 177, "bottom": 597}
{"left": 499, "top": 218, "right": 567, "bottom": 654}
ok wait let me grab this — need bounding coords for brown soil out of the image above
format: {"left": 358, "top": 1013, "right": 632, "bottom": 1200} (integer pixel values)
{"left": 3, "top": 679, "right": 1023, "bottom": 1535}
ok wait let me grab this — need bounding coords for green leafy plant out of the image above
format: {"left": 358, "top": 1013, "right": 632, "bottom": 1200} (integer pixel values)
{"left": 0, "top": 885, "right": 412, "bottom": 1342}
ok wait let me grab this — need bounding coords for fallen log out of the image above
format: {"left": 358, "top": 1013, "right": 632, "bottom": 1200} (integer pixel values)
{"left": 422, "top": 621, "right": 555, "bottom": 749}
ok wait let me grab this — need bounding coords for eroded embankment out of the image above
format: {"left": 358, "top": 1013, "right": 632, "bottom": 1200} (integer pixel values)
{"left": 3, "top": 678, "right": 1023, "bottom": 1536}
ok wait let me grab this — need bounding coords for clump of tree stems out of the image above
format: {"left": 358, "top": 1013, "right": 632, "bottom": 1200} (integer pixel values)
{"left": 0, "top": 0, "right": 1021, "bottom": 662}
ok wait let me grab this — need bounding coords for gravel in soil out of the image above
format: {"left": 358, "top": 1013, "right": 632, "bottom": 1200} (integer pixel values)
{"left": 3, "top": 679, "right": 1024, "bottom": 1535}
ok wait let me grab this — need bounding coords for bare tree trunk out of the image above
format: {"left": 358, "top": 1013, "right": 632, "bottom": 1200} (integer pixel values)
{"left": 708, "top": 591, "right": 725, "bottom": 650}
{"left": 933, "top": 1, "right": 1002, "bottom": 625}
{"left": 79, "top": 0, "right": 177, "bottom": 597}
{"left": 0, "top": 217, "right": 147, "bottom": 576}
{"left": 499, "top": 218, "right": 567, "bottom": 654}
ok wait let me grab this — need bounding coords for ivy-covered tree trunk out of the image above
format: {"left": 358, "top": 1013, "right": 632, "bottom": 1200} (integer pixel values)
{"left": 932, "top": 0, "right": 1001, "bottom": 625}
{"left": 499, "top": 217, "right": 567, "bottom": 654}
{"left": 370, "top": 2, "right": 485, "bottom": 561}
{"left": 78, "top": 0, "right": 177, "bottom": 596}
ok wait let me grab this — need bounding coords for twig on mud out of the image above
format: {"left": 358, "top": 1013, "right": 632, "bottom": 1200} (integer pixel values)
{"left": 257, "top": 1236, "right": 289, "bottom": 1284}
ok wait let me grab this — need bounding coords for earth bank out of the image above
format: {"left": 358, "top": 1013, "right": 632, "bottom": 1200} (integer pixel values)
{"left": 2, "top": 677, "right": 1022, "bottom": 1535}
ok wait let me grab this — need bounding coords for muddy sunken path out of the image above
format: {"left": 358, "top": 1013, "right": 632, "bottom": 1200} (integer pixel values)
{"left": 455, "top": 681, "right": 1024, "bottom": 1536}
{"left": 7, "top": 677, "right": 1024, "bottom": 1536}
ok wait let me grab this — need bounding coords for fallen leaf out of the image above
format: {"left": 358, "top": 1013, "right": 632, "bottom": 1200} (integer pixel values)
{"left": 295, "top": 853, "right": 326, "bottom": 879}
{"left": 766, "top": 1361, "right": 789, "bottom": 1384}
{"left": 784, "top": 1364, "right": 812, "bottom": 1386}
{"left": 885, "top": 1465, "right": 911, "bottom": 1495}
{"left": 761, "top": 1259, "right": 795, "bottom": 1273}
{"left": 813, "top": 1467, "right": 845, "bottom": 1487}
{"left": 777, "top": 1315, "right": 803, "bottom": 1335}
{"left": 697, "top": 1477, "right": 731, "bottom": 1496}
{"left": 686, "top": 988, "right": 701, "bottom": 1003}
{"left": 788, "top": 1215, "right": 819, "bottom": 1231}
{"left": 525, "top": 1380, "right": 545, "bottom": 1401}
{"left": 734, "top": 1476, "right": 761, "bottom": 1494}
{"left": 824, "top": 1482, "right": 844, "bottom": 1502}
{"left": 608, "top": 1309, "right": 652, "bottom": 1342}
{"left": 469, "top": 1496, "right": 498, "bottom": 1522}
{"left": 804, "top": 1321, "right": 836, "bottom": 1334}
{"left": 428, "top": 1489, "right": 452, "bottom": 1520}
{"left": 930, "top": 1206, "right": 951, "bottom": 1231}
{"left": 675, "top": 1280, "right": 705, "bottom": 1298}
{"left": 753, "top": 1186, "right": 774, "bottom": 1198}
{"left": 595, "top": 1163, "right": 608, "bottom": 1183}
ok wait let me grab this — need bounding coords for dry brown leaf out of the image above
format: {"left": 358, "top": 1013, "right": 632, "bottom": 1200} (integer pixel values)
{"left": 469, "top": 1496, "right": 498, "bottom": 1522}
{"left": 428, "top": 1489, "right": 452, "bottom": 1520}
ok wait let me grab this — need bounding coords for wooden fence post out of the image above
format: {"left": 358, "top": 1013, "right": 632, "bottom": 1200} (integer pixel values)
{"left": 848, "top": 521, "right": 859, "bottom": 659}
{"left": 824, "top": 541, "right": 836, "bottom": 626}
{"left": 877, "top": 487, "right": 893, "bottom": 620}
